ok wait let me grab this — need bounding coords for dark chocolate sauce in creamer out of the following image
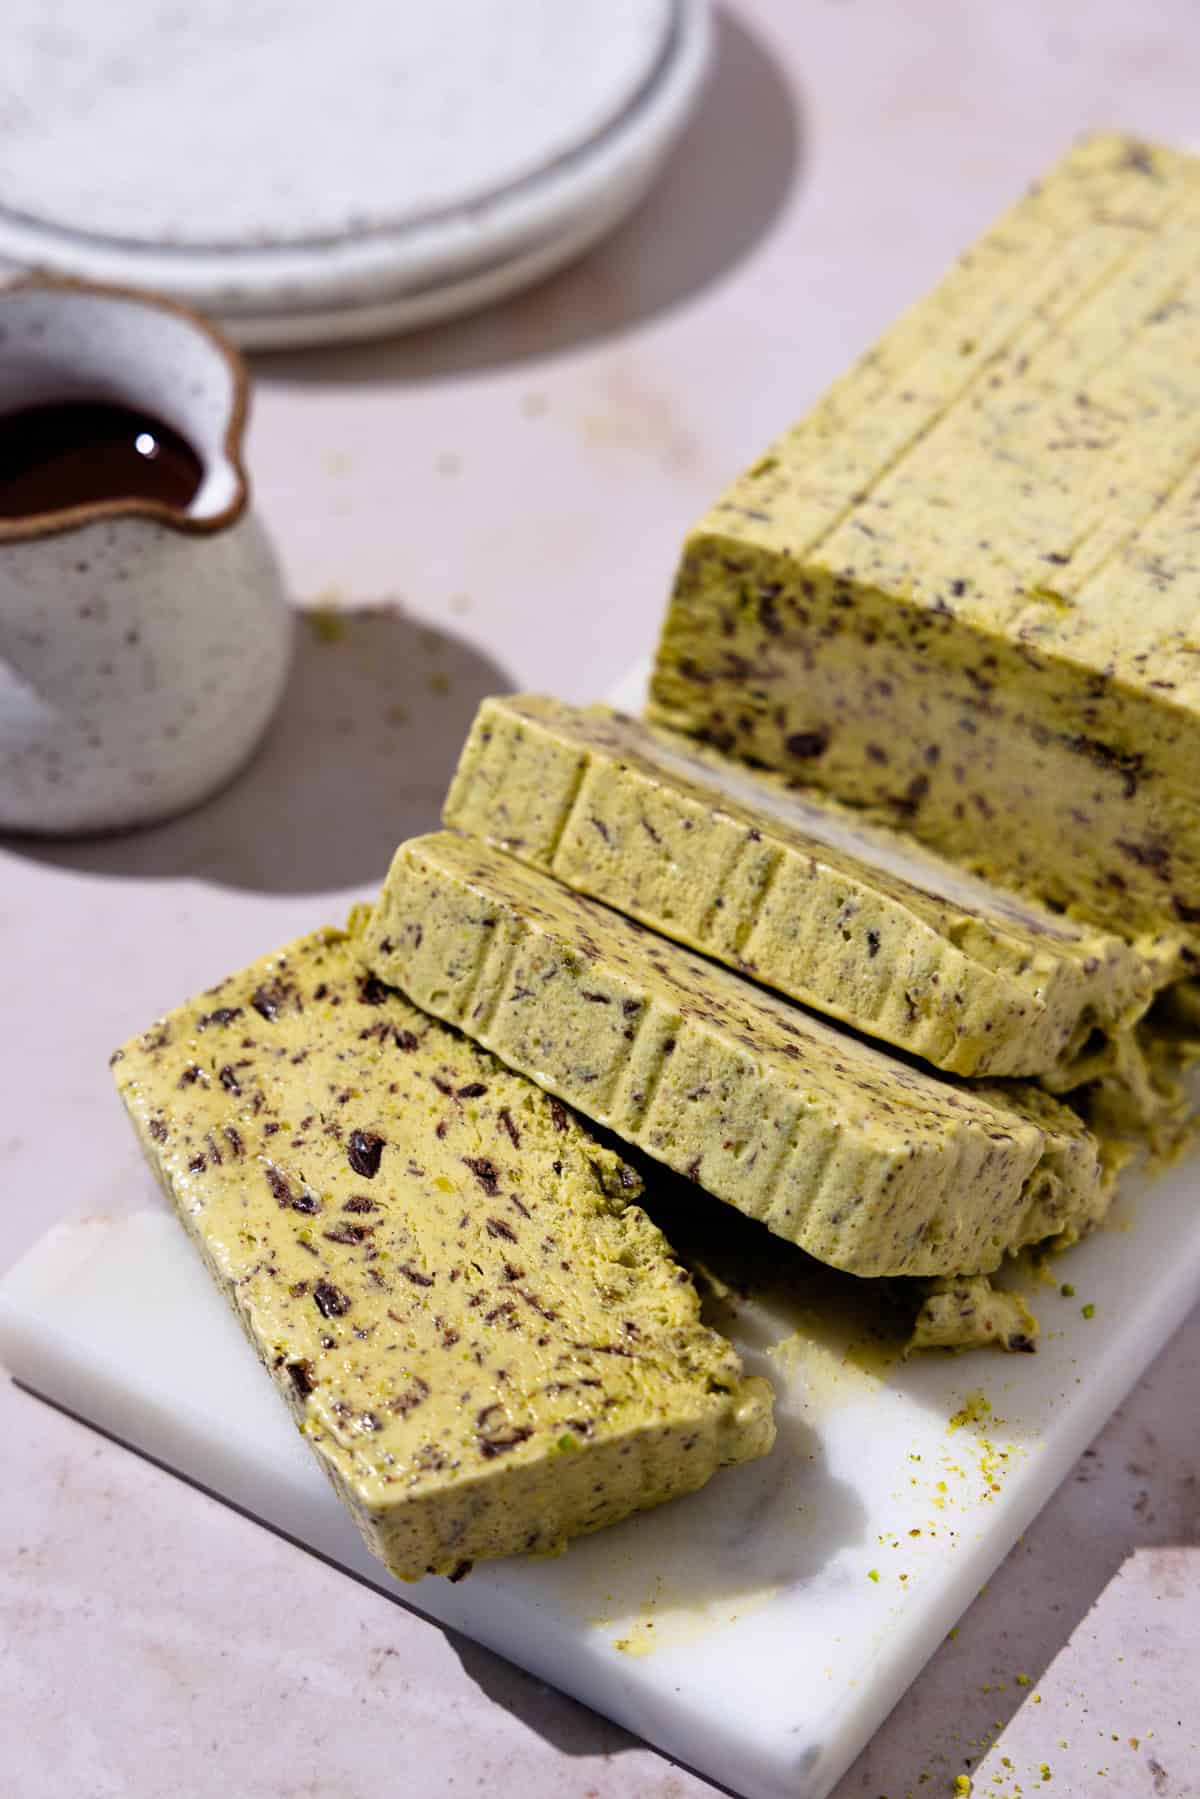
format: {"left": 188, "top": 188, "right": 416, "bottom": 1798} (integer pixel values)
{"left": 0, "top": 400, "right": 203, "bottom": 519}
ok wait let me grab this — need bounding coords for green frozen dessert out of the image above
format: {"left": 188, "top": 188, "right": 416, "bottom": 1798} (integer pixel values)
{"left": 445, "top": 693, "right": 1181, "bottom": 1080}
{"left": 364, "top": 832, "right": 1110, "bottom": 1280}
{"left": 111, "top": 923, "right": 774, "bottom": 1583}
{"left": 647, "top": 133, "right": 1200, "bottom": 946}
{"left": 906, "top": 1276, "right": 1038, "bottom": 1356}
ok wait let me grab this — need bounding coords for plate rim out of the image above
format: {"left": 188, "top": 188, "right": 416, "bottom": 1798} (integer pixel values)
{"left": 0, "top": 0, "right": 709, "bottom": 315}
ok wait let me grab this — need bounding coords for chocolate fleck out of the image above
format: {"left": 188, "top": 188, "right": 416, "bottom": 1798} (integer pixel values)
{"left": 199, "top": 1006, "right": 243, "bottom": 1028}
{"left": 388, "top": 1376, "right": 430, "bottom": 1417}
{"left": 498, "top": 1107, "right": 521, "bottom": 1148}
{"left": 313, "top": 1281, "right": 352, "bottom": 1319}
{"left": 463, "top": 1156, "right": 501, "bottom": 1196}
{"left": 785, "top": 728, "right": 830, "bottom": 759}
{"left": 348, "top": 1129, "right": 385, "bottom": 1178}
{"left": 323, "top": 1222, "right": 373, "bottom": 1245}
{"left": 286, "top": 1359, "right": 316, "bottom": 1399}
{"left": 476, "top": 1404, "right": 534, "bottom": 1459}
{"left": 251, "top": 981, "right": 285, "bottom": 1021}
{"left": 397, "top": 1262, "right": 435, "bottom": 1288}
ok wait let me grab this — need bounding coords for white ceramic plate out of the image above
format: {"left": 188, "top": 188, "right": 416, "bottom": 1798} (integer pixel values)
{"left": 0, "top": 0, "right": 709, "bottom": 345}
{"left": 205, "top": 75, "right": 701, "bottom": 350}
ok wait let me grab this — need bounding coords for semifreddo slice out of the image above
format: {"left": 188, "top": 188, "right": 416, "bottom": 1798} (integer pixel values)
{"left": 364, "top": 832, "right": 1110, "bottom": 1280}
{"left": 111, "top": 922, "right": 774, "bottom": 1583}
{"left": 444, "top": 693, "right": 1181, "bottom": 1080}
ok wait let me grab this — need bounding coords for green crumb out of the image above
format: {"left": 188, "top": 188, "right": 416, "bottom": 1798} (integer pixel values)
{"left": 949, "top": 1391, "right": 993, "bottom": 1431}
{"left": 954, "top": 1778, "right": 972, "bottom": 1797}
{"left": 308, "top": 604, "right": 346, "bottom": 645}
{"left": 1082, "top": 1303, "right": 1096, "bottom": 1319}
{"left": 868, "top": 1568, "right": 880, "bottom": 1582}
{"left": 1040, "top": 1768, "right": 1052, "bottom": 1783}
{"left": 948, "top": 1626, "right": 959, "bottom": 1639}
{"left": 1060, "top": 1283, "right": 1076, "bottom": 1297}
{"left": 1015, "top": 1671, "right": 1031, "bottom": 1685}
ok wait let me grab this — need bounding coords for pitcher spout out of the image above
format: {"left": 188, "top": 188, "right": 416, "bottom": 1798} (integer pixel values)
{"left": 0, "top": 278, "right": 249, "bottom": 541}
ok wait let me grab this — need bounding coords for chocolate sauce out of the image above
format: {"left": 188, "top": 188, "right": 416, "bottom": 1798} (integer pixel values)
{"left": 0, "top": 400, "right": 203, "bottom": 519}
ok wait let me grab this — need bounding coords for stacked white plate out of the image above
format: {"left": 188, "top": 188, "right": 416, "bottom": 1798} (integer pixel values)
{"left": 0, "top": 0, "right": 709, "bottom": 346}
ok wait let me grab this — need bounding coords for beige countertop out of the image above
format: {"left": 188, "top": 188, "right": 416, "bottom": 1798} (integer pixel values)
{"left": 4, "top": 3, "right": 1198, "bottom": 1794}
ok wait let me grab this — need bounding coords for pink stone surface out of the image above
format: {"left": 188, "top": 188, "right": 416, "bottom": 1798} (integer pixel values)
{"left": 3, "top": 3, "right": 1199, "bottom": 1793}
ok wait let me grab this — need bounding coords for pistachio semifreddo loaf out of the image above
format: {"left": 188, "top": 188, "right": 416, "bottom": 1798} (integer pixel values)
{"left": 647, "top": 133, "right": 1200, "bottom": 945}
{"left": 363, "top": 832, "right": 1110, "bottom": 1280}
{"left": 444, "top": 693, "right": 1181, "bottom": 1080}
{"left": 111, "top": 923, "right": 774, "bottom": 1583}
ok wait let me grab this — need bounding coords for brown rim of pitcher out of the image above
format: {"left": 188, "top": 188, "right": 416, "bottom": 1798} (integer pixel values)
{"left": 0, "top": 274, "right": 250, "bottom": 545}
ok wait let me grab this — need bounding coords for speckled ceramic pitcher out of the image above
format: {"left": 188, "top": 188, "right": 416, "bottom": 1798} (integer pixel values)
{"left": 0, "top": 279, "right": 292, "bottom": 833}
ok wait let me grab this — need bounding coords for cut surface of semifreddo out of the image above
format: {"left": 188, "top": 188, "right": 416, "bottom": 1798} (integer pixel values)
{"left": 906, "top": 1275, "right": 1039, "bottom": 1357}
{"left": 111, "top": 923, "right": 774, "bottom": 1583}
{"left": 647, "top": 133, "right": 1200, "bottom": 946}
{"left": 444, "top": 692, "right": 1181, "bottom": 1080}
{"left": 363, "top": 832, "right": 1110, "bottom": 1281}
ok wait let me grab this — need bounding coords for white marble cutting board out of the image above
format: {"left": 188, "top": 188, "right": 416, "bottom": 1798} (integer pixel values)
{"left": 3, "top": 1132, "right": 1198, "bottom": 1799}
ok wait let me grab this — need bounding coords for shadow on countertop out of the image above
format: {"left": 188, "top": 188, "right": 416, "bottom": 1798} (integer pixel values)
{"left": 252, "top": 6, "right": 803, "bottom": 386}
{"left": 2, "top": 601, "right": 514, "bottom": 897}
